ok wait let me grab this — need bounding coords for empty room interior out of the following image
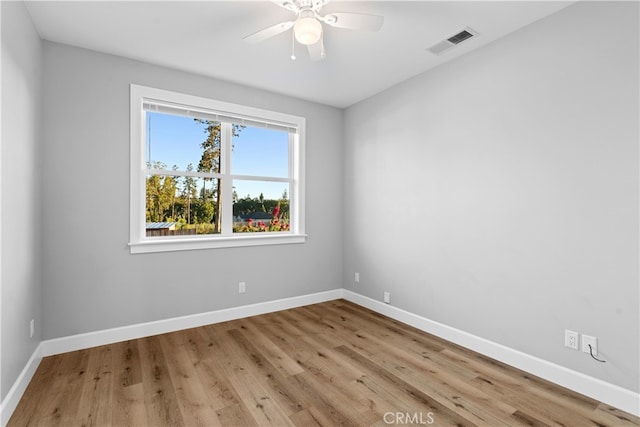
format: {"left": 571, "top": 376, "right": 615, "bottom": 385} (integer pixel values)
{"left": 1, "top": 0, "right": 639, "bottom": 425}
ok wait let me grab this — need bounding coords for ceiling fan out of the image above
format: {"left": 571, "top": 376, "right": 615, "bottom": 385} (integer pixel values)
{"left": 243, "top": 0, "right": 384, "bottom": 61}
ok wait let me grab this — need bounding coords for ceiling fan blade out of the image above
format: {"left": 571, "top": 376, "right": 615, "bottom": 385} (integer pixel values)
{"left": 243, "top": 21, "right": 294, "bottom": 44}
{"left": 322, "top": 12, "right": 384, "bottom": 32}
{"left": 307, "top": 37, "right": 326, "bottom": 61}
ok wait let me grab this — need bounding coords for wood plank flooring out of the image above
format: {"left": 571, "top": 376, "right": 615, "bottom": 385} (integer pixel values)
{"left": 9, "top": 300, "right": 640, "bottom": 426}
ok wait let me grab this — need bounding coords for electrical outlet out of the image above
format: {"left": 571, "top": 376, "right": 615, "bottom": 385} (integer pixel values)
{"left": 354, "top": 272, "right": 360, "bottom": 283}
{"left": 582, "top": 335, "right": 597, "bottom": 356}
{"left": 30, "top": 319, "right": 35, "bottom": 338}
{"left": 239, "top": 281, "right": 246, "bottom": 294}
{"left": 565, "top": 329, "right": 579, "bottom": 350}
{"left": 383, "top": 291, "right": 390, "bottom": 304}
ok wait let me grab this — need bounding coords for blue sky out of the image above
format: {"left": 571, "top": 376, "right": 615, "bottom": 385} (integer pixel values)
{"left": 147, "top": 112, "right": 289, "bottom": 200}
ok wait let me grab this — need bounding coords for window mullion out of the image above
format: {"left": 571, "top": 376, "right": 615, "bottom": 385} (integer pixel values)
{"left": 144, "top": 168, "right": 222, "bottom": 180}
{"left": 229, "top": 175, "right": 290, "bottom": 183}
{"left": 288, "top": 132, "right": 297, "bottom": 234}
{"left": 221, "top": 122, "right": 234, "bottom": 236}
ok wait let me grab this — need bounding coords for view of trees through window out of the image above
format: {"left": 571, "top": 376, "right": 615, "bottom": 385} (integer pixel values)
{"left": 145, "top": 111, "right": 291, "bottom": 237}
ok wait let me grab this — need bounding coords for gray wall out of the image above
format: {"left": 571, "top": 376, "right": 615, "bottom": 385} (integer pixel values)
{"left": 41, "top": 42, "right": 343, "bottom": 339}
{"left": 343, "top": 1, "right": 639, "bottom": 392}
{"left": 1, "top": 2, "right": 43, "bottom": 400}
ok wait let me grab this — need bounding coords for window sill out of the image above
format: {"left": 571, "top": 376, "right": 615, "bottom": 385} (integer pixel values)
{"left": 129, "top": 233, "right": 307, "bottom": 254}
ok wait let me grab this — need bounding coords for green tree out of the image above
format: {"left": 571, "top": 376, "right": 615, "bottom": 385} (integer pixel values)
{"left": 170, "top": 165, "right": 179, "bottom": 219}
{"left": 194, "top": 119, "right": 244, "bottom": 232}
{"left": 196, "top": 201, "right": 214, "bottom": 224}
{"left": 181, "top": 163, "right": 198, "bottom": 224}
{"left": 145, "top": 161, "right": 177, "bottom": 223}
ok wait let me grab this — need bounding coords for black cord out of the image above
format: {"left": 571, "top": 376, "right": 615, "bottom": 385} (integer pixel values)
{"left": 588, "top": 344, "right": 606, "bottom": 363}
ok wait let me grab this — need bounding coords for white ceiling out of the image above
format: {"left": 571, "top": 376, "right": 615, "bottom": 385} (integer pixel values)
{"left": 25, "top": 1, "right": 573, "bottom": 108}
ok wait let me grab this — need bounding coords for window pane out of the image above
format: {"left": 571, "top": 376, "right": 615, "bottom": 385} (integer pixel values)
{"left": 232, "top": 125, "right": 288, "bottom": 178}
{"left": 233, "top": 181, "right": 290, "bottom": 233}
{"left": 146, "top": 175, "right": 221, "bottom": 236}
{"left": 146, "top": 111, "right": 222, "bottom": 174}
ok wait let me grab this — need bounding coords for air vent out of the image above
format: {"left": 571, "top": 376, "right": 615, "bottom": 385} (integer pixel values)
{"left": 427, "top": 27, "right": 478, "bottom": 55}
{"left": 448, "top": 30, "right": 474, "bottom": 45}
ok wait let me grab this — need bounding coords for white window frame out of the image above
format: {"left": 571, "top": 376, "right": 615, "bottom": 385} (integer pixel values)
{"left": 129, "top": 84, "right": 306, "bottom": 254}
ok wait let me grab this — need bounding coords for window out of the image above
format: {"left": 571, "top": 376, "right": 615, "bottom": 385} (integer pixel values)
{"left": 129, "top": 85, "right": 306, "bottom": 253}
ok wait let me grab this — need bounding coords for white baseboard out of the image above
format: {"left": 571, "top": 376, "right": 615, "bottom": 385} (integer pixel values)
{"left": 40, "top": 289, "right": 343, "bottom": 357}
{"left": 3, "top": 288, "right": 638, "bottom": 425}
{"left": 0, "top": 344, "right": 43, "bottom": 427}
{"left": 342, "top": 290, "right": 640, "bottom": 417}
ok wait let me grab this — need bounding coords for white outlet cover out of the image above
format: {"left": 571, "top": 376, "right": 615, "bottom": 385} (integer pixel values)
{"left": 564, "top": 330, "right": 579, "bottom": 350}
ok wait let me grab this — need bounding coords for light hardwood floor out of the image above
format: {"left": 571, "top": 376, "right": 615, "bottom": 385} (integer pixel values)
{"left": 9, "top": 300, "right": 640, "bottom": 426}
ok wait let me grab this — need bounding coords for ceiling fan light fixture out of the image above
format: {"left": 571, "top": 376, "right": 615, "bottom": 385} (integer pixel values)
{"left": 294, "top": 17, "right": 322, "bottom": 45}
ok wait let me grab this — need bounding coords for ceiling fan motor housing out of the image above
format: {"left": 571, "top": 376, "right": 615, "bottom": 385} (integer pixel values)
{"left": 297, "top": 0, "right": 328, "bottom": 12}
